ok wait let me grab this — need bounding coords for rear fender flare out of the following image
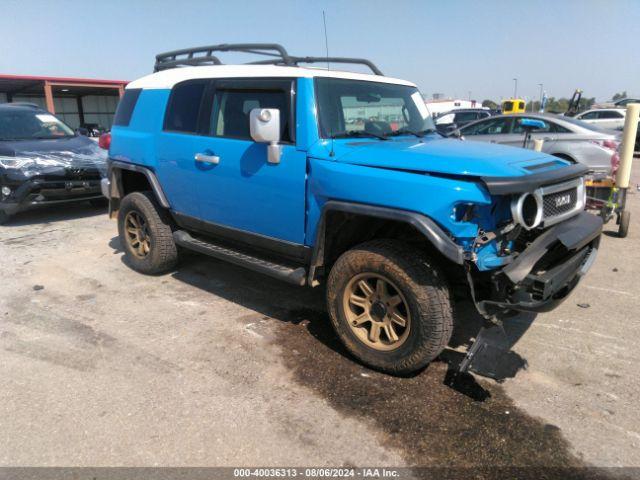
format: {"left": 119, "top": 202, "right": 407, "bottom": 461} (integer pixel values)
{"left": 109, "top": 160, "right": 170, "bottom": 209}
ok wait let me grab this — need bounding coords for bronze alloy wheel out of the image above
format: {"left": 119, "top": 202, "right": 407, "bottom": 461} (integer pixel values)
{"left": 124, "top": 211, "right": 151, "bottom": 258}
{"left": 342, "top": 272, "right": 411, "bottom": 351}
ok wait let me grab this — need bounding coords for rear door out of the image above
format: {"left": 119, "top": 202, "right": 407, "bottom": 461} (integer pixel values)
{"left": 155, "top": 80, "right": 210, "bottom": 219}
{"left": 506, "top": 117, "right": 559, "bottom": 150}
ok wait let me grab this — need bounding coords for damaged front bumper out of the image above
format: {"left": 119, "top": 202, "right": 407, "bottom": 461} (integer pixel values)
{"left": 470, "top": 211, "right": 602, "bottom": 315}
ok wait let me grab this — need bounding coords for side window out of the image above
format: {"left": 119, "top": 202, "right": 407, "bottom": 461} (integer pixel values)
{"left": 549, "top": 122, "right": 571, "bottom": 133}
{"left": 579, "top": 111, "right": 598, "bottom": 120}
{"left": 518, "top": 101, "right": 525, "bottom": 110}
{"left": 164, "top": 81, "right": 208, "bottom": 133}
{"left": 113, "top": 89, "right": 141, "bottom": 127}
{"left": 454, "top": 111, "right": 479, "bottom": 123}
{"left": 600, "top": 110, "right": 623, "bottom": 119}
{"left": 461, "top": 117, "right": 511, "bottom": 135}
{"left": 210, "top": 85, "right": 291, "bottom": 142}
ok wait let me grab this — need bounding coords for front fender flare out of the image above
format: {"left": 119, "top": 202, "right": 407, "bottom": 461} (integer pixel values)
{"left": 308, "top": 200, "right": 464, "bottom": 286}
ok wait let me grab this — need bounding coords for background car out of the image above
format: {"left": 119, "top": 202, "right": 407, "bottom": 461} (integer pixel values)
{"left": 0, "top": 103, "right": 107, "bottom": 224}
{"left": 434, "top": 108, "right": 492, "bottom": 135}
{"left": 575, "top": 108, "right": 626, "bottom": 130}
{"left": 452, "top": 113, "right": 620, "bottom": 174}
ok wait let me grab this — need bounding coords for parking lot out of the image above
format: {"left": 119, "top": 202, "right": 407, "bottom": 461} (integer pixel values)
{"left": 0, "top": 162, "right": 638, "bottom": 470}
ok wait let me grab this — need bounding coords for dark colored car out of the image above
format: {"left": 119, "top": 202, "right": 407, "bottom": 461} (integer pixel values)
{"left": 434, "top": 108, "right": 492, "bottom": 135}
{"left": 0, "top": 103, "right": 107, "bottom": 224}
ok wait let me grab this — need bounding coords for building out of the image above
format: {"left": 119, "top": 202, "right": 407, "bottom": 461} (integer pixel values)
{"left": 0, "top": 74, "right": 128, "bottom": 131}
{"left": 424, "top": 98, "right": 485, "bottom": 116}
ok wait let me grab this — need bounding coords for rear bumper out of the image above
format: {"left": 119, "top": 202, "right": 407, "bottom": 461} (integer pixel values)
{"left": 0, "top": 177, "right": 102, "bottom": 215}
{"left": 476, "top": 211, "right": 602, "bottom": 314}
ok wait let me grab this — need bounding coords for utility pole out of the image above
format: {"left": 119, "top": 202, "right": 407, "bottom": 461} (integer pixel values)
{"left": 513, "top": 78, "right": 518, "bottom": 98}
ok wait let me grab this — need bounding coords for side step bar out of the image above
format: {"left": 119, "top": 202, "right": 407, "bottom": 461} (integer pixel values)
{"left": 173, "top": 230, "right": 307, "bottom": 286}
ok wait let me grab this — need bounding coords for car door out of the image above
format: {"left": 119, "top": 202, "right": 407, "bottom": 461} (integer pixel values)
{"left": 506, "top": 117, "right": 559, "bottom": 150}
{"left": 598, "top": 110, "right": 624, "bottom": 130}
{"left": 185, "top": 78, "right": 307, "bottom": 245}
{"left": 155, "top": 80, "right": 211, "bottom": 219}
{"left": 577, "top": 111, "right": 603, "bottom": 127}
{"left": 459, "top": 116, "right": 515, "bottom": 144}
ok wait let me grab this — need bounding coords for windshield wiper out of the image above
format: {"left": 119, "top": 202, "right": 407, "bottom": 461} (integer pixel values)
{"left": 332, "top": 130, "right": 389, "bottom": 141}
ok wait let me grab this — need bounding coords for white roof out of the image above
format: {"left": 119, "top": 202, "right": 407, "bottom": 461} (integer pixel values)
{"left": 127, "top": 65, "right": 416, "bottom": 90}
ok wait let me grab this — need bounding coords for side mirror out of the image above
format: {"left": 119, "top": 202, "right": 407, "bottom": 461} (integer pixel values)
{"left": 250, "top": 108, "right": 281, "bottom": 164}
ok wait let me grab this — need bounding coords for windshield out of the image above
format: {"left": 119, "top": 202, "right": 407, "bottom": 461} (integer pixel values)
{"left": 0, "top": 109, "right": 75, "bottom": 140}
{"left": 315, "top": 78, "right": 435, "bottom": 139}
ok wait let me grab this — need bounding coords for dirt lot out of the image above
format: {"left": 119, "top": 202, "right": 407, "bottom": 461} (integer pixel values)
{"left": 0, "top": 164, "right": 638, "bottom": 471}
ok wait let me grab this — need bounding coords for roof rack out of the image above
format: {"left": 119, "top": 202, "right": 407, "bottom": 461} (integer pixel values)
{"left": 154, "top": 43, "right": 383, "bottom": 76}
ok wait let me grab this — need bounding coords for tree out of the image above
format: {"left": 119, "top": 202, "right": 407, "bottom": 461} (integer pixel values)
{"left": 482, "top": 99, "right": 498, "bottom": 110}
{"left": 612, "top": 91, "right": 627, "bottom": 101}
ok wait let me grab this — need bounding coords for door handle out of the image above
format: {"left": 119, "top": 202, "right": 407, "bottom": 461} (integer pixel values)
{"left": 195, "top": 153, "right": 220, "bottom": 164}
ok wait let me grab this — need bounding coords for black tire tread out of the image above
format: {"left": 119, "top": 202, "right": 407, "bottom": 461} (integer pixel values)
{"left": 118, "top": 191, "right": 178, "bottom": 274}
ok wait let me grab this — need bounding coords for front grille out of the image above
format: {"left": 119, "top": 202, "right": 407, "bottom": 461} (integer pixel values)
{"left": 64, "top": 167, "right": 101, "bottom": 180}
{"left": 543, "top": 187, "right": 578, "bottom": 218}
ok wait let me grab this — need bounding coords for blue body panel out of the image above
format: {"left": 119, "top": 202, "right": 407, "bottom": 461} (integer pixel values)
{"left": 110, "top": 76, "right": 575, "bottom": 272}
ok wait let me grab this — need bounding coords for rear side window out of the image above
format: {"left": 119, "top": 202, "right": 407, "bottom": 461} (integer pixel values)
{"left": 164, "top": 81, "right": 208, "bottom": 133}
{"left": 113, "top": 89, "right": 141, "bottom": 126}
{"left": 600, "top": 110, "right": 624, "bottom": 119}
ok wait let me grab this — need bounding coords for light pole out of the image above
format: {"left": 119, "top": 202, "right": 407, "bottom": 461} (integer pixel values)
{"left": 513, "top": 78, "right": 518, "bottom": 98}
{"left": 538, "top": 83, "right": 543, "bottom": 111}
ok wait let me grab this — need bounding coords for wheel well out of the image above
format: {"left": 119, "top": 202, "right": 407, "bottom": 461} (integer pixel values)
{"left": 316, "top": 210, "right": 459, "bottom": 282}
{"left": 109, "top": 168, "right": 155, "bottom": 218}
{"left": 120, "top": 169, "right": 152, "bottom": 195}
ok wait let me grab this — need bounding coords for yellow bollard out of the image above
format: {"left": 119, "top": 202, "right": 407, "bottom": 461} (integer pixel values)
{"left": 616, "top": 103, "right": 640, "bottom": 189}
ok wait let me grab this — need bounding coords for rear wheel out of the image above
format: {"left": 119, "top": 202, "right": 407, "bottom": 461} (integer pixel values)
{"left": 118, "top": 191, "right": 178, "bottom": 274}
{"left": 326, "top": 239, "right": 453, "bottom": 376}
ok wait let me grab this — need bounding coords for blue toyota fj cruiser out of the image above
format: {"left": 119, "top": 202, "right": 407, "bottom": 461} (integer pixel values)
{"left": 103, "top": 44, "right": 601, "bottom": 375}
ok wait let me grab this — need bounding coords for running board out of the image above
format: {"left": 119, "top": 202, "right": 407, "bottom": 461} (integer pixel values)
{"left": 173, "top": 230, "right": 307, "bottom": 286}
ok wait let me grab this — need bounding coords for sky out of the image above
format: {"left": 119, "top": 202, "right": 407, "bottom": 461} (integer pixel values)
{"left": 1, "top": 0, "right": 638, "bottom": 102}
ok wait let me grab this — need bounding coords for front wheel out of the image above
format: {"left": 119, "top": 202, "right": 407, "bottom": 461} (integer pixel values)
{"left": 0, "top": 210, "right": 9, "bottom": 225}
{"left": 117, "top": 191, "right": 178, "bottom": 274}
{"left": 326, "top": 240, "right": 453, "bottom": 376}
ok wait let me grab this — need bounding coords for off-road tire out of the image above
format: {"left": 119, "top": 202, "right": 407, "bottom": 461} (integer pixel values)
{"left": 618, "top": 210, "right": 630, "bottom": 238}
{"left": 118, "top": 191, "right": 178, "bottom": 274}
{"left": 327, "top": 239, "right": 453, "bottom": 376}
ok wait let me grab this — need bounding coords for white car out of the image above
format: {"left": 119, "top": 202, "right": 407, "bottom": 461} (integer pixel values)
{"left": 575, "top": 108, "right": 626, "bottom": 130}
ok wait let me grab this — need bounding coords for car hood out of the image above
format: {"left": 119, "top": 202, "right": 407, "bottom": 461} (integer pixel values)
{"left": 309, "top": 135, "right": 570, "bottom": 178}
{"left": 0, "top": 135, "right": 107, "bottom": 177}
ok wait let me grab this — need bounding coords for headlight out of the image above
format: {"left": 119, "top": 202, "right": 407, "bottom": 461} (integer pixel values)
{"left": 511, "top": 192, "right": 543, "bottom": 230}
{"left": 0, "top": 156, "right": 36, "bottom": 170}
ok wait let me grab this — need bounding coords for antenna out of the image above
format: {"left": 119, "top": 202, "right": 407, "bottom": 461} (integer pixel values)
{"left": 322, "top": 11, "right": 331, "bottom": 71}
{"left": 322, "top": 10, "right": 335, "bottom": 157}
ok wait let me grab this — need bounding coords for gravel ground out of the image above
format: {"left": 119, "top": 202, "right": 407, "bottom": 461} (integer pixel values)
{"left": 0, "top": 163, "right": 638, "bottom": 472}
